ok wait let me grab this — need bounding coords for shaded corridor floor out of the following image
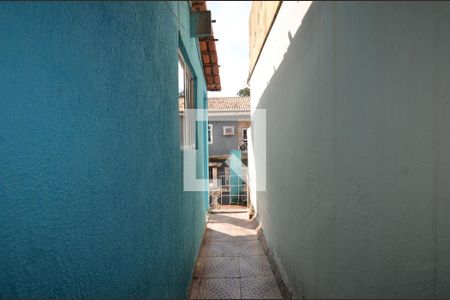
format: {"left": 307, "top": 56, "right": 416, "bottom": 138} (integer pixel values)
{"left": 190, "top": 212, "right": 283, "bottom": 299}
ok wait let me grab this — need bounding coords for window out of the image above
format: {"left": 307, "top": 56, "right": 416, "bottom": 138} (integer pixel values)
{"left": 242, "top": 128, "right": 248, "bottom": 146}
{"left": 179, "top": 54, "right": 196, "bottom": 149}
{"left": 223, "top": 126, "right": 235, "bottom": 136}
{"left": 208, "top": 124, "right": 213, "bottom": 144}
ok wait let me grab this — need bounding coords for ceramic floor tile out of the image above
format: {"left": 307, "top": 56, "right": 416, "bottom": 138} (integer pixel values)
{"left": 207, "top": 223, "right": 235, "bottom": 232}
{"left": 234, "top": 229, "right": 258, "bottom": 240}
{"left": 206, "top": 241, "right": 239, "bottom": 257}
{"left": 232, "top": 230, "right": 259, "bottom": 241}
{"left": 239, "top": 255, "right": 273, "bottom": 277}
{"left": 234, "top": 214, "right": 249, "bottom": 222}
{"left": 211, "top": 214, "right": 238, "bottom": 224}
{"left": 209, "top": 229, "right": 236, "bottom": 242}
{"left": 192, "top": 213, "right": 283, "bottom": 299}
{"left": 190, "top": 278, "right": 241, "bottom": 299}
{"left": 237, "top": 240, "right": 265, "bottom": 256}
{"left": 241, "top": 276, "right": 282, "bottom": 299}
{"left": 198, "top": 241, "right": 209, "bottom": 257}
{"left": 195, "top": 256, "right": 240, "bottom": 278}
{"left": 232, "top": 213, "right": 249, "bottom": 220}
{"left": 202, "top": 229, "right": 211, "bottom": 240}
{"left": 235, "top": 221, "right": 257, "bottom": 230}
{"left": 234, "top": 235, "right": 259, "bottom": 242}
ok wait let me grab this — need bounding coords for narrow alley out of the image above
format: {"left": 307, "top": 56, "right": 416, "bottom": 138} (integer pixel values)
{"left": 2, "top": 1, "right": 450, "bottom": 299}
{"left": 190, "top": 212, "right": 282, "bottom": 299}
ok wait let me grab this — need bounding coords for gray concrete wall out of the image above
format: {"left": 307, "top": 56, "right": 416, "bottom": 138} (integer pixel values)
{"left": 250, "top": 2, "right": 450, "bottom": 298}
{"left": 209, "top": 121, "right": 239, "bottom": 156}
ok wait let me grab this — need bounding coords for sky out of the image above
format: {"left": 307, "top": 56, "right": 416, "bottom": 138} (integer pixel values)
{"left": 207, "top": 1, "right": 252, "bottom": 97}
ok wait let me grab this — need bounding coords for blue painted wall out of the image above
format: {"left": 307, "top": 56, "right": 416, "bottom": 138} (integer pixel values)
{"left": 0, "top": 2, "right": 208, "bottom": 298}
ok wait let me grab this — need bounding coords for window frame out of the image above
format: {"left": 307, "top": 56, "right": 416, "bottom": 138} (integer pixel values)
{"left": 178, "top": 52, "right": 197, "bottom": 150}
{"left": 242, "top": 128, "right": 248, "bottom": 146}
{"left": 223, "top": 125, "right": 235, "bottom": 136}
{"left": 208, "top": 124, "right": 214, "bottom": 144}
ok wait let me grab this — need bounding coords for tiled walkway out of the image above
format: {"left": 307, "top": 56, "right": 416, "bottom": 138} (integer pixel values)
{"left": 190, "top": 212, "right": 283, "bottom": 299}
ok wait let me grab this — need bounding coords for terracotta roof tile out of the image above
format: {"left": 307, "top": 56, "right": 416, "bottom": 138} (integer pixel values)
{"left": 208, "top": 96, "right": 250, "bottom": 111}
{"left": 179, "top": 96, "right": 250, "bottom": 113}
{"left": 191, "top": 1, "right": 221, "bottom": 91}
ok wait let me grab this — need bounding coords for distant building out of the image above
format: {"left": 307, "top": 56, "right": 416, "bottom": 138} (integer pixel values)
{"left": 180, "top": 96, "right": 250, "bottom": 206}
{"left": 207, "top": 96, "right": 250, "bottom": 155}
{"left": 209, "top": 96, "right": 250, "bottom": 207}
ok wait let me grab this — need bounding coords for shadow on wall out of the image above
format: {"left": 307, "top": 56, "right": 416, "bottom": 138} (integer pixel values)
{"left": 253, "top": 1, "right": 450, "bottom": 298}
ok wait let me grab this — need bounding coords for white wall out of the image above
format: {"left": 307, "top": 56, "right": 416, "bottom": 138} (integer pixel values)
{"left": 249, "top": 2, "right": 450, "bottom": 298}
{"left": 248, "top": 1, "right": 312, "bottom": 213}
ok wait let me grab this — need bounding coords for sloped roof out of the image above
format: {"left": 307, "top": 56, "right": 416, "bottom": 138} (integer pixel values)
{"left": 208, "top": 97, "right": 250, "bottom": 111}
{"left": 191, "top": 1, "right": 221, "bottom": 91}
{"left": 179, "top": 96, "right": 250, "bottom": 113}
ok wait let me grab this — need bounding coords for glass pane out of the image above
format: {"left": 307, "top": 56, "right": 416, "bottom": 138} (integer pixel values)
{"left": 178, "top": 60, "right": 184, "bottom": 96}
{"left": 208, "top": 125, "right": 212, "bottom": 142}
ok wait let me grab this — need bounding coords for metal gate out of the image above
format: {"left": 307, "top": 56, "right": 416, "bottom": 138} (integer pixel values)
{"left": 209, "top": 167, "right": 248, "bottom": 210}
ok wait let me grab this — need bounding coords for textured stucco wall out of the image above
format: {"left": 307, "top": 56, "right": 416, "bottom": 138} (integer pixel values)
{"left": 208, "top": 121, "right": 239, "bottom": 155}
{"left": 250, "top": 2, "right": 450, "bottom": 298}
{"left": 0, "top": 2, "right": 208, "bottom": 298}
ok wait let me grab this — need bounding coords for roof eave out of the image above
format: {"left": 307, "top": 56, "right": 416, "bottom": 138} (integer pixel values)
{"left": 191, "top": 1, "right": 222, "bottom": 91}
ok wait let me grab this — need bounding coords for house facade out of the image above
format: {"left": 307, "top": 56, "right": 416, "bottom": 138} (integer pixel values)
{"left": 179, "top": 96, "right": 251, "bottom": 191}
{"left": 0, "top": 1, "right": 219, "bottom": 298}
{"left": 207, "top": 97, "right": 251, "bottom": 157}
{"left": 207, "top": 97, "right": 250, "bottom": 207}
{"left": 181, "top": 96, "right": 250, "bottom": 206}
{"left": 208, "top": 97, "right": 251, "bottom": 208}
{"left": 248, "top": 1, "right": 450, "bottom": 298}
